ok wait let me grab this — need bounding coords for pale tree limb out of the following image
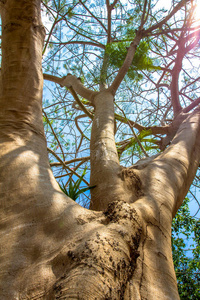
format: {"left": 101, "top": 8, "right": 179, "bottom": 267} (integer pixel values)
{"left": 89, "top": 91, "right": 129, "bottom": 210}
{"left": 43, "top": 73, "right": 98, "bottom": 102}
{"left": 43, "top": 73, "right": 65, "bottom": 85}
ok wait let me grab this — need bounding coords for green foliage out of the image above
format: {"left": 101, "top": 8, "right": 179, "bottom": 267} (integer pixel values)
{"left": 105, "top": 40, "right": 160, "bottom": 80}
{"left": 66, "top": 6, "right": 75, "bottom": 19}
{"left": 172, "top": 198, "right": 200, "bottom": 299}
{"left": 59, "top": 168, "right": 95, "bottom": 200}
{"left": 118, "top": 129, "right": 153, "bottom": 154}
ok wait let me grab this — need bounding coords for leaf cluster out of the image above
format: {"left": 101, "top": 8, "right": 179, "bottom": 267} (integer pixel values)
{"left": 105, "top": 40, "right": 160, "bottom": 80}
{"left": 59, "top": 168, "right": 95, "bottom": 200}
{"left": 172, "top": 198, "right": 200, "bottom": 299}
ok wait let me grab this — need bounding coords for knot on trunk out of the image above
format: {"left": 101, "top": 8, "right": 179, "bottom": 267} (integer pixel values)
{"left": 104, "top": 200, "right": 142, "bottom": 258}
{"left": 120, "top": 168, "right": 144, "bottom": 197}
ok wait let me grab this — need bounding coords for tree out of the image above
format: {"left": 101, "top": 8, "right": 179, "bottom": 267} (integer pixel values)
{"left": 172, "top": 198, "right": 200, "bottom": 299}
{"left": 0, "top": 0, "right": 199, "bottom": 299}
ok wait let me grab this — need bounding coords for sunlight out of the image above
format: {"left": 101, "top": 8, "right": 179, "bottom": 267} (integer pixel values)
{"left": 193, "top": 0, "right": 200, "bottom": 24}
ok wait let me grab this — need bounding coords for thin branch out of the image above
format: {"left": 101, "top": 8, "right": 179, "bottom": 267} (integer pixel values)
{"left": 115, "top": 103, "right": 149, "bottom": 157}
{"left": 171, "top": 27, "right": 200, "bottom": 116}
{"left": 108, "top": 31, "right": 143, "bottom": 95}
{"left": 75, "top": 115, "right": 90, "bottom": 142}
{"left": 140, "top": 0, "right": 148, "bottom": 30}
{"left": 189, "top": 190, "right": 200, "bottom": 218}
{"left": 106, "top": 0, "right": 112, "bottom": 44}
{"left": 47, "top": 147, "right": 89, "bottom": 185}
{"left": 50, "top": 156, "right": 90, "bottom": 167}
{"left": 70, "top": 87, "right": 94, "bottom": 119}
{"left": 64, "top": 18, "right": 104, "bottom": 47}
{"left": 43, "top": 17, "right": 59, "bottom": 55}
{"left": 110, "top": 0, "right": 118, "bottom": 10}
{"left": 144, "top": 0, "right": 190, "bottom": 35}
{"left": 79, "top": 0, "right": 107, "bottom": 32}
{"left": 49, "top": 40, "right": 105, "bottom": 49}
{"left": 115, "top": 113, "right": 170, "bottom": 135}
{"left": 43, "top": 110, "right": 66, "bottom": 160}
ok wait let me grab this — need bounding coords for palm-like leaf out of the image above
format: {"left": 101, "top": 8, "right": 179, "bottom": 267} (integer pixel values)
{"left": 59, "top": 168, "right": 95, "bottom": 200}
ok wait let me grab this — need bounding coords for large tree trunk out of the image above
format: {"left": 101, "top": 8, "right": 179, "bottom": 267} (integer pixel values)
{"left": 0, "top": 1, "right": 200, "bottom": 299}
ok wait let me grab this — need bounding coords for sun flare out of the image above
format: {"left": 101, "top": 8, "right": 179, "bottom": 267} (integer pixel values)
{"left": 193, "top": 0, "right": 200, "bottom": 24}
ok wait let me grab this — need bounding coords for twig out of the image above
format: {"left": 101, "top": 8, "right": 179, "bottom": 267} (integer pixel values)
{"left": 47, "top": 147, "right": 89, "bottom": 185}
{"left": 43, "top": 110, "right": 66, "bottom": 160}
{"left": 50, "top": 156, "right": 90, "bottom": 167}
{"left": 115, "top": 103, "right": 149, "bottom": 157}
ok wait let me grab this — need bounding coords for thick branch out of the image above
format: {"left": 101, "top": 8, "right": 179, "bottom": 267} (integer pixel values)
{"left": 106, "top": 0, "right": 112, "bottom": 44}
{"left": 170, "top": 27, "right": 200, "bottom": 116}
{"left": 43, "top": 73, "right": 98, "bottom": 102}
{"left": 134, "top": 108, "right": 200, "bottom": 220}
{"left": 183, "top": 97, "right": 200, "bottom": 113}
{"left": 170, "top": 39, "right": 185, "bottom": 116}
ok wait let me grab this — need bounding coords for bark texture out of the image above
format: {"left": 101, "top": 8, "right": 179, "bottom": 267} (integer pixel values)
{"left": 0, "top": 1, "right": 200, "bottom": 300}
